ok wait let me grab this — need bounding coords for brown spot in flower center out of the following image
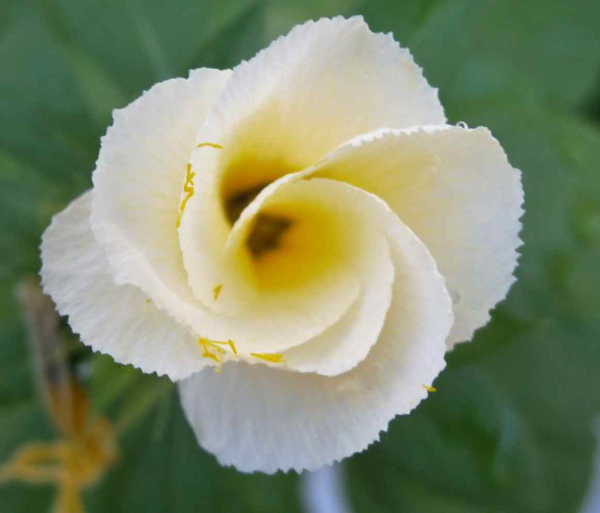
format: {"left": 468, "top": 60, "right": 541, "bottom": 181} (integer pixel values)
{"left": 247, "top": 214, "right": 293, "bottom": 259}
{"left": 223, "top": 182, "right": 294, "bottom": 258}
{"left": 224, "top": 182, "right": 271, "bottom": 225}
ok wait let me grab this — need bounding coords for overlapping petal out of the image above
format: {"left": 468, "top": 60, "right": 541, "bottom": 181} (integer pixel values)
{"left": 41, "top": 192, "right": 206, "bottom": 380}
{"left": 181, "top": 16, "right": 446, "bottom": 312}
{"left": 179, "top": 169, "right": 361, "bottom": 354}
{"left": 222, "top": 178, "right": 397, "bottom": 376}
{"left": 179, "top": 182, "right": 453, "bottom": 471}
{"left": 180, "top": 14, "right": 444, "bottom": 316}
{"left": 311, "top": 125, "right": 524, "bottom": 346}
{"left": 197, "top": 16, "right": 444, "bottom": 175}
{"left": 90, "top": 68, "right": 230, "bottom": 323}
{"left": 90, "top": 68, "right": 360, "bottom": 353}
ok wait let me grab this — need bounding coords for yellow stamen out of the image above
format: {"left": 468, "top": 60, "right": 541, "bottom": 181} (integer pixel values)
{"left": 196, "top": 142, "right": 223, "bottom": 150}
{"left": 201, "top": 349, "right": 220, "bottom": 362}
{"left": 251, "top": 353, "right": 285, "bottom": 363}
{"left": 206, "top": 339, "right": 235, "bottom": 350}
{"left": 422, "top": 384, "right": 437, "bottom": 393}
{"left": 198, "top": 338, "right": 219, "bottom": 362}
{"left": 198, "top": 338, "right": 237, "bottom": 363}
{"left": 227, "top": 340, "right": 237, "bottom": 355}
{"left": 176, "top": 144, "right": 222, "bottom": 228}
{"left": 176, "top": 163, "right": 196, "bottom": 228}
{"left": 199, "top": 339, "right": 282, "bottom": 365}
{"left": 213, "top": 284, "right": 223, "bottom": 300}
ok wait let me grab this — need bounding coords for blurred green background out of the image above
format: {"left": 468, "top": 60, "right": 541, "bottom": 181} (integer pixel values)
{"left": 1, "top": 0, "right": 600, "bottom": 512}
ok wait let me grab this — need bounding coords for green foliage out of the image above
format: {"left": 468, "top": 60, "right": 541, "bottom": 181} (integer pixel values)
{"left": 356, "top": 0, "right": 600, "bottom": 110}
{"left": 1, "top": 1, "right": 599, "bottom": 512}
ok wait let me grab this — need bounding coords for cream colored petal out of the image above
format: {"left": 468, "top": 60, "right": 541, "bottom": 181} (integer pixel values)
{"left": 180, "top": 169, "right": 307, "bottom": 314}
{"left": 179, "top": 198, "right": 453, "bottom": 472}
{"left": 179, "top": 166, "right": 362, "bottom": 355}
{"left": 40, "top": 192, "right": 206, "bottom": 381}
{"left": 180, "top": 15, "right": 443, "bottom": 319}
{"left": 90, "top": 68, "right": 356, "bottom": 353}
{"left": 90, "top": 68, "right": 231, "bottom": 326}
{"left": 273, "top": 180, "right": 397, "bottom": 377}
{"left": 193, "top": 16, "right": 444, "bottom": 202}
{"left": 313, "top": 125, "right": 524, "bottom": 346}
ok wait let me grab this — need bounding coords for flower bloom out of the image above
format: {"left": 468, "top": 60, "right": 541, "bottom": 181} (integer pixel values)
{"left": 41, "top": 17, "right": 523, "bottom": 473}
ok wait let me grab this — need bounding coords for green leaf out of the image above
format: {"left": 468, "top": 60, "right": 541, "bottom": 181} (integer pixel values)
{"left": 0, "top": 284, "right": 55, "bottom": 512}
{"left": 356, "top": 0, "right": 600, "bottom": 110}
{"left": 43, "top": 0, "right": 261, "bottom": 95}
{"left": 85, "top": 387, "right": 302, "bottom": 513}
{"left": 88, "top": 354, "right": 147, "bottom": 418}
{"left": 264, "top": 0, "right": 362, "bottom": 40}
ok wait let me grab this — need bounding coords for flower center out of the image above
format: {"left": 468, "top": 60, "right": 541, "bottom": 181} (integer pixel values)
{"left": 219, "top": 166, "right": 345, "bottom": 293}
{"left": 224, "top": 182, "right": 270, "bottom": 225}
{"left": 223, "top": 181, "right": 294, "bottom": 259}
{"left": 246, "top": 213, "right": 294, "bottom": 259}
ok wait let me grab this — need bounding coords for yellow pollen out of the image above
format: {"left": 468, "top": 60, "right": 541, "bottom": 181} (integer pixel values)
{"left": 201, "top": 349, "right": 220, "bottom": 362}
{"left": 251, "top": 353, "right": 285, "bottom": 363}
{"left": 198, "top": 338, "right": 237, "bottom": 363}
{"left": 197, "top": 142, "right": 223, "bottom": 149}
{"left": 199, "top": 339, "right": 282, "bottom": 365}
{"left": 422, "top": 384, "right": 437, "bottom": 393}
{"left": 176, "top": 144, "right": 222, "bottom": 228}
{"left": 213, "top": 284, "right": 223, "bottom": 300}
{"left": 198, "top": 338, "right": 221, "bottom": 362}
{"left": 227, "top": 340, "right": 238, "bottom": 355}
{"left": 176, "top": 163, "right": 196, "bottom": 228}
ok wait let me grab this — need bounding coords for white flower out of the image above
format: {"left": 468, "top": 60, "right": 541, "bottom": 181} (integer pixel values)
{"left": 40, "top": 16, "right": 523, "bottom": 473}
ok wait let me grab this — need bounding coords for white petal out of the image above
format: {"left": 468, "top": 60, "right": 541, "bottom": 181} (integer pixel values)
{"left": 196, "top": 15, "right": 444, "bottom": 179}
{"left": 179, "top": 186, "right": 453, "bottom": 473}
{"left": 179, "top": 166, "right": 364, "bottom": 355}
{"left": 181, "top": 16, "right": 443, "bottom": 324}
{"left": 90, "top": 68, "right": 357, "bottom": 353}
{"left": 313, "top": 125, "right": 524, "bottom": 346}
{"left": 180, "top": 169, "right": 357, "bottom": 323}
{"left": 91, "top": 69, "right": 350, "bottom": 352}
{"left": 91, "top": 68, "right": 231, "bottom": 326}
{"left": 40, "top": 192, "right": 206, "bottom": 381}
{"left": 273, "top": 180, "right": 397, "bottom": 376}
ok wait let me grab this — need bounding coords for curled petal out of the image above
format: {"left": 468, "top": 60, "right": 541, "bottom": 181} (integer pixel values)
{"left": 244, "top": 179, "right": 397, "bottom": 377}
{"left": 41, "top": 192, "right": 206, "bottom": 381}
{"left": 313, "top": 125, "right": 524, "bottom": 346}
{"left": 91, "top": 67, "right": 231, "bottom": 323}
{"left": 183, "top": 17, "right": 446, "bottom": 300}
{"left": 180, "top": 169, "right": 361, "bottom": 354}
{"left": 199, "top": 16, "right": 444, "bottom": 173}
{"left": 90, "top": 68, "right": 358, "bottom": 354}
{"left": 179, "top": 181, "right": 453, "bottom": 473}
